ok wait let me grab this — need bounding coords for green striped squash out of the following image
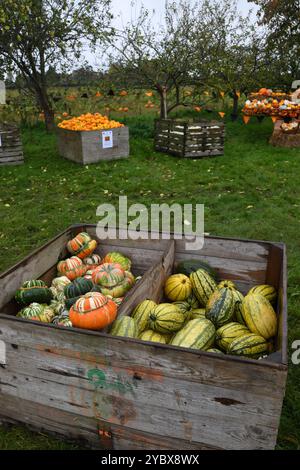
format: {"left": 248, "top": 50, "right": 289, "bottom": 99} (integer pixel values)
{"left": 205, "top": 287, "right": 235, "bottom": 327}
{"left": 139, "top": 329, "right": 167, "bottom": 344}
{"left": 216, "top": 322, "right": 250, "bottom": 351}
{"left": 173, "top": 301, "right": 193, "bottom": 323}
{"left": 228, "top": 333, "right": 269, "bottom": 359}
{"left": 173, "top": 300, "right": 190, "bottom": 315}
{"left": 242, "top": 293, "right": 277, "bottom": 339}
{"left": 149, "top": 303, "right": 185, "bottom": 334}
{"left": 190, "top": 308, "right": 206, "bottom": 320}
{"left": 190, "top": 269, "right": 217, "bottom": 306}
{"left": 185, "top": 292, "right": 199, "bottom": 309}
{"left": 164, "top": 274, "right": 192, "bottom": 301}
{"left": 132, "top": 299, "right": 157, "bottom": 334}
{"left": 217, "top": 280, "right": 236, "bottom": 290}
{"left": 171, "top": 318, "right": 215, "bottom": 350}
{"left": 176, "top": 259, "right": 217, "bottom": 280}
{"left": 232, "top": 289, "right": 246, "bottom": 325}
{"left": 15, "top": 280, "right": 53, "bottom": 306}
{"left": 207, "top": 348, "right": 224, "bottom": 354}
{"left": 247, "top": 284, "right": 277, "bottom": 304}
{"left": 110, "top": 316, "right": 137, "bottom": 338}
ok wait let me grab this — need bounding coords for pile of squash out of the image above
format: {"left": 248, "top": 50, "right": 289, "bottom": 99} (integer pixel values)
{"left": 109, "top": 260, "right": 278, "bottom": 360}
{"left": 15, "top": 232, "right": 137, "bottom": 330}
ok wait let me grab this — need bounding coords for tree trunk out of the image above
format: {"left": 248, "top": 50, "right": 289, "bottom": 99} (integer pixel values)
{"left": 36, "top": 86, "right": 55, "bottom": 131}
{"left": 231, "top": 92, "right": 239, "bottom": 121}
{"left": 160, "top": 87, "right": 168, "bottom": 119}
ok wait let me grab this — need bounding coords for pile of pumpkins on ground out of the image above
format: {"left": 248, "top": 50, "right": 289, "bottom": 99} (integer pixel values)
{"left": 15, "top": 232, "right": 138, "bottom": 329}
{"left": 111, "top": 260, "right": 278, "bottom": 360}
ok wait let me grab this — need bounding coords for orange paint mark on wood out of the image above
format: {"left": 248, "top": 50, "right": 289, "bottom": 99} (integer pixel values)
{"left": 127, "top": 366, "right": 164, "bottom": 382}
{"left": 183, "top": 421, "right": 193, "bottom": 441}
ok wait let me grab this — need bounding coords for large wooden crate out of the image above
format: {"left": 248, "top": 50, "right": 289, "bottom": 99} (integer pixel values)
{"left": 154, "top": 119, "right": 225, "bottom": 158}
{"left": 56, "top": 126, "right": 129, "bottom": 164}
{"left": 0, "top": 225, "right": 287, "bottom": 450}
{"left": 0, "top": 124, "right": 24, "bottom": 166}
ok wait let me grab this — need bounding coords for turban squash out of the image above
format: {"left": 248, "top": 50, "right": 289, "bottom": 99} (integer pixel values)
{"left": 51, "top": 276, "right": 71, "bottom": 291}
{"left": 17, "top": 302, "right": 46, "bottom": 320}
{"left": 69, "top": 292, "right": 117, "bottom": 330}
{"left": 57, "top": 256, "right": 87, "bottom": 280}
{"left": 83, "top": 253, "right": 102, "bottom": 270}
{"left": 64, "top": 277, "right": 100, "bottom": 309}
{"left": 67, "top": 232, "right": 97, "bottom": 259}
{"left": 102, "top": 252, "right": 131, "bottom": 271}
{"left": 92, "top": 263, "right": 135, "bottom": 298}
{"left": 15, "top": 280, "right": 53, "bottom": 305}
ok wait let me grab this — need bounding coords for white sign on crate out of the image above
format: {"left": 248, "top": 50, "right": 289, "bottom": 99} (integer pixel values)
{"left": 0, "top": 80, "right": 5, "bottom": 105}
{"left": 102, "top": 130, "right": 113, "bottom": 149}
{"left": 0, "top": 340, "right": 6, "bottom": 365}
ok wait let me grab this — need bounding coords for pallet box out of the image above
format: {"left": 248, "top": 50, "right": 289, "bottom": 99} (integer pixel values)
{"left": 56, "top": 126, "right": 130, "bottom": 164}
{"left": 154, "top": 119, "right": 225, "bottom": 158}
{"left": 0, "top": 225, "right": 287, "bottom": 449}
{"left": 0, "top": 124, "right": 24, "bottom": 166}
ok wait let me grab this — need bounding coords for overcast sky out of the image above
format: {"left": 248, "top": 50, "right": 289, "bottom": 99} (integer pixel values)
{"left": 112, "top": 0, "right": 258, "bottom": 26}
{"left": 89, "top": 0, "right": 259, "bottom": 69}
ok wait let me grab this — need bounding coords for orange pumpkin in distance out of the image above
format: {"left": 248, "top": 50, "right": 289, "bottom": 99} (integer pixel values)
{"left": 69, "top": 292, "right": 117, "bottom": 330}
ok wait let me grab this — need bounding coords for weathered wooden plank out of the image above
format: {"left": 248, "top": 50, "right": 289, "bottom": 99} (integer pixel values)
{"left": 0, "top": 125, "right": 24, "bottom": 166}
{"left": 2, "top": 343, "right": 284, "bottom": 419}
{"left": 83, "top": 226, "right": 270, "bottom": 261}
{"left": 0, "top": 317, "right": 287, "bottom": 393}
{"left": 175, "top": 253, "right": 266, "bottom": 283}
{"left": 0, "top": 338, "right": 286, "bottom": 449}
{"left": 0, "top": 369, "right": 281, "bottom": 450}
{"left": 117, "top": 240, "right": 174, "bottom": 317}
{"left": 0, "top": 392, "right": 216, "bottom": 450}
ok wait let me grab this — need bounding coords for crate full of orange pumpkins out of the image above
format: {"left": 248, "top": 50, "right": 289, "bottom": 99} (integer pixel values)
{"left": 0, "top": 225, "right": 287, "bottom": 450}
{"left": 56, "top": 113, "right": 129, "bottom": 164}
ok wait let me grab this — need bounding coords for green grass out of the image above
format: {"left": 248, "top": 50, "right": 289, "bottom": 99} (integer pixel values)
{"left": 0, "top": 114, "right": 300, "bottom": 449}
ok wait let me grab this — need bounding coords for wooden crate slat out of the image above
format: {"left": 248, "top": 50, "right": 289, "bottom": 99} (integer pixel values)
{"left": 0, "top": 124, "right": 24, "bottom": 165}
{"left": 0, "top": 341, "right": 284, "bottom": 449}
{"left": 154, "top": 119, "right": 225, "bottom": 158}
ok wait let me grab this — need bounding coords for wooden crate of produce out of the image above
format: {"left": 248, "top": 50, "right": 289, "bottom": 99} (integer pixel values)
{"left": 154, "top": 119, "right": 225, "bottom": 158}
{"left": 0, "top": 225, "right": 287, "bottom": 450}
{"left": 56, "top": 126, "right": 130, "bottom": 164}
{"left": 0, "top": 124, "right": 24, "bottom": 166}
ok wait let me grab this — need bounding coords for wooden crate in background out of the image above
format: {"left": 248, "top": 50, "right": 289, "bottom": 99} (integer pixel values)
{"left": 0, "top": 124, "right": 24, "bottom": 166}
{"left": 154, "top": 119, "right": 225, "bottom": 158}
{"left": 56, "top": 126, "right": 130, "bottom": 164}
{"left": 0, "top": 225, "right": 287, "bottom": 450}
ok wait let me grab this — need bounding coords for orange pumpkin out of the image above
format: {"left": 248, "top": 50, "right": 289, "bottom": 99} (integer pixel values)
{"left": 259, "top": 88, "right": 269, "bottom": 95}
{"left": 69, "top": 292, "right": 117, "bottom": 330}
{"left": 67, "top": 232, "right": 97, "bottom": 259}
{"left": 57, "top": 256, "right": 87, "bottom": 281}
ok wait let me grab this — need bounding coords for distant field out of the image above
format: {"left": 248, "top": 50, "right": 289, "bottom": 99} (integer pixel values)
{"left": 1, "top": 85, "right": 237, "bottom": 126}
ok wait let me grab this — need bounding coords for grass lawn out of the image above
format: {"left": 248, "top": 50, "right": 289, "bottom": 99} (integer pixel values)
{"left": 0, "top": 114, "right": 300, "bottom": 449}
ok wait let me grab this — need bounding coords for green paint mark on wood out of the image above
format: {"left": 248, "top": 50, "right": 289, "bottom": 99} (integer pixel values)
{"left": 88, "top": 368, "right": 136, "bottom": 397}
